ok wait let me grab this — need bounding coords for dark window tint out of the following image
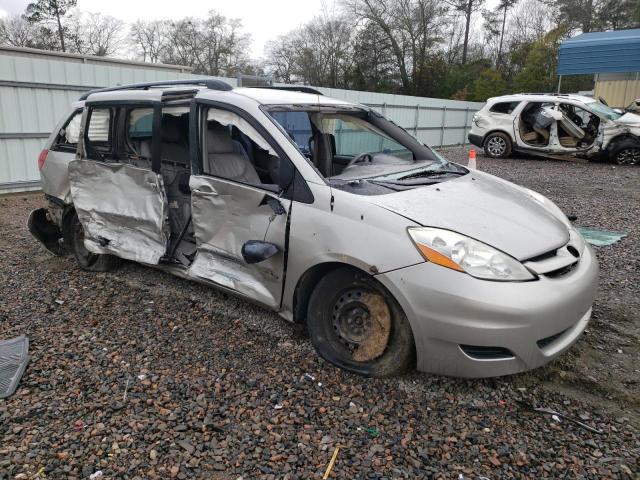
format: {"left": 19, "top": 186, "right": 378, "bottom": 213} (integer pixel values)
{"left": 489, "top": 102, "right": 520, "bottom": 114}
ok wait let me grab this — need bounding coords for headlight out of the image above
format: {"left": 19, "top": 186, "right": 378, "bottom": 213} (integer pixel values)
{"left": 408, "top": 227, "right": 535, "bottom": 281}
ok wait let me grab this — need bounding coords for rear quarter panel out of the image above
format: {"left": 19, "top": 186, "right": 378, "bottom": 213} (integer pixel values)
{"left": 40, "top": 105, "right": 83, "bottom": 204}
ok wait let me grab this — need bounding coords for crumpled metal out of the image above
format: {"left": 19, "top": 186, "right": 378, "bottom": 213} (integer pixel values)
{"left": 68, "top": 160, "right": 169, "bottom": 264}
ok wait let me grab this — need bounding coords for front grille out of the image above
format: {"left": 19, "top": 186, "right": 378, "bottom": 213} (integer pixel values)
{"left": 460, "top": 345, "right": 515, "bottom": 360}
{"left": 537, "top": 328, "right": 569, "bottom": 349}
{"left": 544, "top": 263, "right": 577, "bottom": 278}
{"left": 526, "top": 249, "right": 558, "bottom": 262}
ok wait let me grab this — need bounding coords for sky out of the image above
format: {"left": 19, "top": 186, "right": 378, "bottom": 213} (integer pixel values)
{"left": 0, "top": 0, "right": 501, "bottom": 59}
{"left": 0, "top": 0, "right": 330, "bottom": 58}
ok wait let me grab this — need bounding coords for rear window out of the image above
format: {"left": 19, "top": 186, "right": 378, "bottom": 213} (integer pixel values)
{"left": 489, "top": 102, "right": 520, "bottom": 114}
{"left": 52, "top": 110, "right": 82, "bottom": 152}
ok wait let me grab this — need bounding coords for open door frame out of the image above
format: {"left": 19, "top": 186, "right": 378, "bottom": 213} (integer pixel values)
{"left": 68, "top": 101, "right": 170, "bottom": 265}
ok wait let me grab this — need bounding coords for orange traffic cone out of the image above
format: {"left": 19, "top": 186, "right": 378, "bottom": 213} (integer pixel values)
{"left": 468, "top": 149, "right": 477, "bottom": 169}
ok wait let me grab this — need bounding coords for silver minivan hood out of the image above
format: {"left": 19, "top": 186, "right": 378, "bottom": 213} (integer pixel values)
{"left": 370, "top": 171, "right": 569, "bottom": 261}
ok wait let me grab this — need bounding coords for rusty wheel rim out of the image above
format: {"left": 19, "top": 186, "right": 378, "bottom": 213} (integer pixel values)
{"left": 331, "top": 289, "right": 391, "bottom": 362}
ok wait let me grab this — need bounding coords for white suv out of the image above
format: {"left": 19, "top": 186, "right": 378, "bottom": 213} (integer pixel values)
{"left": 468, "top": 93, "right": 640, "bottom": 165}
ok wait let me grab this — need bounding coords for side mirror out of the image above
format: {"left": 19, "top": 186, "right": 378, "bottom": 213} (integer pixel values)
{"left": 241, "top": 240, "right": 279, "bottom": 264}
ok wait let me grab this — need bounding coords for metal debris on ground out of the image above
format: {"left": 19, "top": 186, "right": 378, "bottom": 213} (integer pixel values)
{"left": 577, "top": 227, "right": 627, "bottom": 246}
{"left": 0, "top": 335, "right": 30, "bottom": 399}
{"left": 516, "top": 400, "right": 604, "bottom": 434}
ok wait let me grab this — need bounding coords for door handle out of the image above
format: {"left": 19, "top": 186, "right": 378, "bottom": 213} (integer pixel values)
{"left": 193, "top": 188, "right": 219, "bottom": 196}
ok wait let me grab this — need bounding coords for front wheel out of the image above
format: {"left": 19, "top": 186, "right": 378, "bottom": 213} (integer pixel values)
{"left": 610, "top": 140, "right": 640, "bottom": 165}
{"left": 64, "top": 210, "right": 119, "bottom": 272}
{"left": 483, "top": 132, "right": 512, "bottom": 158}
{"left": 307, "top": 267, "right": 414, "bottom": 377}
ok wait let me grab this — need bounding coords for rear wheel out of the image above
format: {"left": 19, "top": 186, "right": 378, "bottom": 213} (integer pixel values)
{"left": 611, "top": 140, "right": 640, "bottom": 165}
{"left": 64, "top": 210, "right": 119, "bottom": 272}
{"left": 307, "top": 267, "right": 414, "bottom": 377}
{"left": 483, "top": 132, "right": 512, "bottom": 158}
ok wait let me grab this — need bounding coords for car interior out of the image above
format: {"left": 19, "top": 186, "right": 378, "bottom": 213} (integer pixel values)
{"left": 120, "top": 105, "right": 287, "bottom": 267}
{"left": 269, "top": 109, "right": 415, "bottom": 178}
{"left": 518, "top": 102, "right": 553, "bottom": 146}
{"left": 518, "top": 102, "right": 600, "bottom": 149}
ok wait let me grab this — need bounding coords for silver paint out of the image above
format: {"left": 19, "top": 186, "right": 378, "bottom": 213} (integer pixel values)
{"left": 68, "top": 160, "right": 169, "bottom": 264}
{"left": 189, "top": 175, "right": 290, "bottom": 308}
{"left": 32, "top": 85, "right": 600, "bottom": 378}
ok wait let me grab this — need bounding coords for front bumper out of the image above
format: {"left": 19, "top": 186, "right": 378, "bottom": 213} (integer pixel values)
{"left": 468, "top": 132, "right": 484, "bottom": 148}
{"left": 378, "top": 244, "right": 599, "bottom": 378}
{"left": 27, "top": 208, "right": 66, "bottom": 256}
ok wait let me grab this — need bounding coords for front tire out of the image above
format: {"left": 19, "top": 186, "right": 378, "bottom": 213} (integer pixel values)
{"left": 307, "top": 267, "right": 414, "bottom": 377}
{"left": 610, "top": 140, "right": 640, "bottom": 165}
{"left": 64, "top": 210, "right": 119, "bottom": 272}
{"left": 483, "top": 132, "right": 512, "bottom": 158}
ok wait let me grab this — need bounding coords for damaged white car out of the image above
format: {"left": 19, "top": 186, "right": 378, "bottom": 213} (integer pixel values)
{"left": 469, "top": 93, "right": 640, "bottom": 165}
{"left": 29, "top": 80, "right": 598, "bottom": 378}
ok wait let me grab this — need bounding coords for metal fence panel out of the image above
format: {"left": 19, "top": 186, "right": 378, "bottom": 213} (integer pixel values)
{"left": 1, "top": 46, "right": 483, "bottom": 194}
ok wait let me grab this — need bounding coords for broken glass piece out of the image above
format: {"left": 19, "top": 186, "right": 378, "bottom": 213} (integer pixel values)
{"left": 577, "top": 227, "right": 627, "bottom": 247}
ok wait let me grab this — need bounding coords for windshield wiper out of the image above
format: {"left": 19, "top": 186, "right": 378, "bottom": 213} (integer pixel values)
{"left": 367, "top": 178, "right": 442, "bottom": 190}
{"left": 399, "top": 168, "right": 465, "bottom": 181}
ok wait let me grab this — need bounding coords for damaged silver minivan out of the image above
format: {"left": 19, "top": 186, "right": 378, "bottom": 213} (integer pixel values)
{"left": 29, "top": 80, "right": 598, "bottom": 378}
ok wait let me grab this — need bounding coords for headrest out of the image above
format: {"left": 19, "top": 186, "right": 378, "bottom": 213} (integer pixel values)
{"left": 207, "top": 122, "right": 234, "bottom": 154}
{"left": 161, "top": 115, "right": 183, "bottom": 144}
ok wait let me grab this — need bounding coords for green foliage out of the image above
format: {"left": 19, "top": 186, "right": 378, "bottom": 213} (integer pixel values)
{"left": 511, "top": 28, "right": 569, "bottom": 92}
{"left": 470, "top": 69, "right": 507, "bottom": 101}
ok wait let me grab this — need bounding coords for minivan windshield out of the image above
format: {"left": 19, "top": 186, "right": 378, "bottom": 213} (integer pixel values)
{"left": 267, "top": 106, "right": 462, "bottom": 193}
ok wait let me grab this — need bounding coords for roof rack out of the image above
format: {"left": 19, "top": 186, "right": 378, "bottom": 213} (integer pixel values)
{"left": 79, "top": 79, "right": 233, "bottom": 100}
{"left": 516, "top": 92, "right": 572, "bottom": 96}
{"left": 249, "top": 85, "right": 324, "bottom": 96}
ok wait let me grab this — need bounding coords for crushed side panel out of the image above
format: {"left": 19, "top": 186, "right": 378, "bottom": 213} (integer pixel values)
{"left": 188, "top": 175, "right": 289, "bottom": 308}
{"left": 68, "top": 160, "right": 169, "bottom": 264}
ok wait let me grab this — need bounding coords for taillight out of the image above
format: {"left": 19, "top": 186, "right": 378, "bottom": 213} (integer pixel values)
{"left": 38, "top": 149, "right": 48, "bottom": 169}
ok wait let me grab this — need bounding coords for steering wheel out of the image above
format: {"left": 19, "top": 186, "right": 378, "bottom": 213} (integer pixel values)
{"left": 345, "top": 152, "right": 373, "bottom": 169}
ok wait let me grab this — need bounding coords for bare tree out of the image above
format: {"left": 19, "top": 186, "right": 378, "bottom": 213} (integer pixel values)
{"left": 495, "top": 0, "right": 518, "bottom": 66}
{"left": 24, "top": 0, "right": 77, "bottom": 52}
{"left": 158, "top": 12, "right": 251, "bottom": 76}
{"left": 342, "top": 0, "right": 411, "bottom": 91}
{"left": 65, "top": 11, "right": 124, "bottom": 56}
{"left": 265, "top": 35, "right": 299, "bottom": 83}
{"left": 443, "top": 0, "right": 486, "bottom": 64}
{"left": 0, "top": 13, "right": 60, "bottom": 50}
{"left": 0, "top": 15, "right": 38, "bottom": 47}
{"left": 342, "top": 0, "right": 445, "bottom": 93}
{"left": 129, "top": 20, "right": 167, "bottom": 62}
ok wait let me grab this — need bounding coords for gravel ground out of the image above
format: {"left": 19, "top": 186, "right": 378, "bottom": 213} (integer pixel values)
{"left": 0, "top": 150, "right": 638, "bottom": 479}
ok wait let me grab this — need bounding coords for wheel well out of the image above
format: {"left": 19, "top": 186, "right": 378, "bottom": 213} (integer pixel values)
{"left": 483, "top": 130, "right": 513, "bottom": 145}
{"left": 293, "top": 262, "right": 417, "bottom": 370}
{"left": 60, "top": 205, "right": 77, "bottom": 246}
{"left": 293, "top": 262, "right": 347, "bottom": 324}
{"left": 607, "top": 134, "right": 640, "bottom": 151}
{"left": 292, "top": 262, "right": 379, "bottom": 324}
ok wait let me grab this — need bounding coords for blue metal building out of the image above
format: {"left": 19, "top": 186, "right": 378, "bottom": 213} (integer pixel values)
{"left": 558, "top": 29, "right": 640, "bottom": 107}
